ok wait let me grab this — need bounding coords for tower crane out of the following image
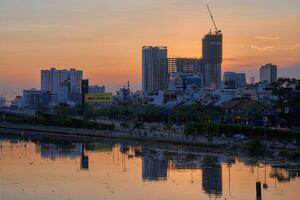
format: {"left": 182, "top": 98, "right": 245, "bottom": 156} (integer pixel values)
{"left": 206, "top": 4, "right": 221, "bottom": 34}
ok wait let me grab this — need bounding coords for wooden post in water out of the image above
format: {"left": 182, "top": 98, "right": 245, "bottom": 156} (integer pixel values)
{"left": 256, "top": 182, "right": 262, "bottom": 200}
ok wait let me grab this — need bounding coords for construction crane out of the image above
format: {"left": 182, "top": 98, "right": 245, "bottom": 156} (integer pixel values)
{"left": 206, "top": 4, "right": 221, "bottom": 34}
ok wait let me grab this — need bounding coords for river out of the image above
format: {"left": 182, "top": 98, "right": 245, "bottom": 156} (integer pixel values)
{"left": 0, "top": 132, "right": 299, "bottom": 200}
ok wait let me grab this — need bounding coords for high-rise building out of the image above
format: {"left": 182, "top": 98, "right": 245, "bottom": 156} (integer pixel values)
{"left": 142, "top": 46, "right": 168, "bottom": 93}
{"left": 260, "top": 63, "right": 277, "bottom": 84}
{"left": 168, "top": 58, "right": 204, "bottom": 74}
{"left": 202, "top": 32, "right": 223, "bottom": 89}
{"left": 223, "top": 72, "right": 246, "bottom": 89}
{"left": 41, "top": 68, "right": 83, "bottom": 104}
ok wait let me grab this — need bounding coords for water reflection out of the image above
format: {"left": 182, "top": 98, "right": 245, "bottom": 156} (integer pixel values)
{"left": 142, "top": 150, "right": 168, "bottom": 181}
{"left": 0, "top": 134, "right": 300, "bottom": 200}
{"left": 39, "top": 143, "right": 83, "bottom": 160}
{"left": 202, "top": 156, "right": 222, "bottom": 197}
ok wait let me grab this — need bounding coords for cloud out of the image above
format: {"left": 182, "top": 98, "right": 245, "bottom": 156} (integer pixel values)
{"left": 278, "top": 44, "right": 300, "bottom": 50}
{"left": 255, "top": 36, "right": 280, "bottom": 40}
{"left": 250, "top": 45, "right": 274, "bottom": 51}
{"left": 223, "top": 58, "right": 240, "bottom": 62}
{"left": 250, "top": 44, "right": 300, "bottom": 51}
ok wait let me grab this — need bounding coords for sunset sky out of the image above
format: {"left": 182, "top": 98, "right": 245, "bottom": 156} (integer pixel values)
{"left": 0, "top": 0, "right": 299, "bottom": 95}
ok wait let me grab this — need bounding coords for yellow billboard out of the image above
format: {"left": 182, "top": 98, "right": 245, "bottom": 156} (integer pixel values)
{"left": 85, "top": 93, "right": 113, "bottom": 103}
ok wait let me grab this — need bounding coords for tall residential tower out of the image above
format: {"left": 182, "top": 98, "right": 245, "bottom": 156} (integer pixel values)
{"left": 142, "top": 46, "right": 168, "bottom": 93}
{"left": 41, "top": 68, "right": 83, "bottom": 104}
{"left": 260, "top": 63, "right": 277, "bottom": 84}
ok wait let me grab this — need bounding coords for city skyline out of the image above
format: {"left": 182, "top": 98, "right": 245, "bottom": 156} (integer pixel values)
{"left": 1, "top": 2, "right": 300, "bottom": 200}
{"left": 1, "top": 0, "right": 300, "bottom": 95}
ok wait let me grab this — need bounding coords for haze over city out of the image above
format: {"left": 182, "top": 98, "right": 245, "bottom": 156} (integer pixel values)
{"left": 0, "top": 0, "right": 299, "bottom": 94}
{"left": 1, "top": 1, "right": 300, "bottom": 200}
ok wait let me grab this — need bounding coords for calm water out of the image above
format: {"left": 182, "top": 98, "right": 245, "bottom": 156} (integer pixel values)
{"left": 0, "top": 133, "right": 299, "bottom": 200}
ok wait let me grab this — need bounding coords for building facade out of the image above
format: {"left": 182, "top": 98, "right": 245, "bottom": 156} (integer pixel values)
{"left": 202, "top": 32, "right": 223, "bottom": 89}
{"left": 260, "top": 63, "right": 277, "bottom": 84}
{"left": 142, "top": 46, "right": 168, "bottom": 93}
{"left": 168, "top": 58, "right": 204, "bottom": 74}
{"left": 23, "top": 89, "right": 42, "bottom": 108}
{"left": 224, "top": 72, "right": 246, "bottom": 89}
{"left": 89, "top": 85, "right": 105, "bottom": 93}
{"left": 168, "top": 72, "right": 203, "bottom": 91}
{"left": 41, "top": 68, "right": 83, "bottom": 104}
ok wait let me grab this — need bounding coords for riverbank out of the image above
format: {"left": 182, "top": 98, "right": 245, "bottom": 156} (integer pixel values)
{"left": 0, "top": 122, "right": 230, "bottom": 147}
{"left": 1, "top": 122, "right": 300, "bottom": 163}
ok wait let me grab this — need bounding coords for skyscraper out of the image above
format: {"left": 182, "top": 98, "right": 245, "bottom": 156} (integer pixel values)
{"left": 260, "top": 63, "right": 277, "bottom": 84}
{"left": 41, "top": 68, "right": 83, "bottom": 104}
{"left": 202, "top": 32, "right": 223, "bottom": 89}
{"left": 142, "top": 46, "right": 168, "bottom": 93}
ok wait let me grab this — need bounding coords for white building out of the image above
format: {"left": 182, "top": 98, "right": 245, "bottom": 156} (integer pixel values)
{"left": 260, "top": 64, "right": 277, "bottom": 84}
{"left": 41, "top": 68, "right": 83, "bottom": 104}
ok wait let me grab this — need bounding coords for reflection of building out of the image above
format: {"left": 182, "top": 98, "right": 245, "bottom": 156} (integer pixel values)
{"left": 80, "top": 144, "right": 89, "bottom": 170}
{"left": 85, "top": 142, "right": 113, "bottom": 152}
{"left": 81, "top": 154, "right": 89, "bottom": 170}
{"left": 202, "top": 156, "right": 222, "bottom": 196}
{"left": 142, "top": 46, "right": 168, "bottom": 93}
{"left": 39, "top": 143, "right": 83, "bottom": 159}
{"left": 171, "top": 155, "right": 203, "bottom": 169}
{"left": 270, "top": 166, "right": 300, "bottom": 182}
{"left": 142, "top": 150, "right": 168, "bottom": 181}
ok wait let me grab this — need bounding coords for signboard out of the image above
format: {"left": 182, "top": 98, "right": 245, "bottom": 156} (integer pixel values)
{"left": 85, "top": 93, "right": 113, "bottom": 103}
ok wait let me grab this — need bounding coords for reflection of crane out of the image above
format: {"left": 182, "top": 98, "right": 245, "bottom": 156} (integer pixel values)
{"left": 206, "top": 4, "right": 221, "bottom": 34}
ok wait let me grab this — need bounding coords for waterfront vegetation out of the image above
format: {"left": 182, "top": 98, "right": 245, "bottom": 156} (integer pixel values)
{"left": 1, "top": 104, "right": 299, "bottom": 143}
{"left": 1, "top": 113, "right": 115, "bottom": 130}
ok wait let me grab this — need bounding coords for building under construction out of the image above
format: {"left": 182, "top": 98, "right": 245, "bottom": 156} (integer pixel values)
{"left": 202, "top": 4, "right": 223, "bottom": 89}
{"left": 168, "top": 57, "right": 204, "bottom": 74}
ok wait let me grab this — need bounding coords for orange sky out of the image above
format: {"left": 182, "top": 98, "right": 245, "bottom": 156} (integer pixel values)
{"left": 0, "top": 0, "right": 299, "bottom": 94}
